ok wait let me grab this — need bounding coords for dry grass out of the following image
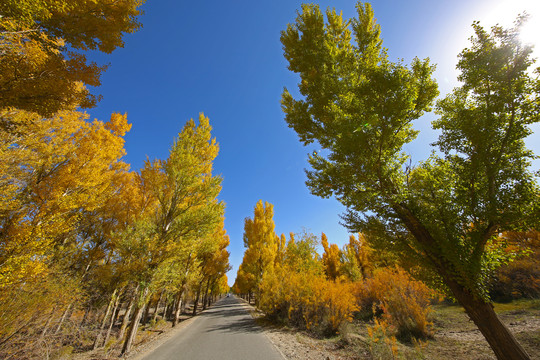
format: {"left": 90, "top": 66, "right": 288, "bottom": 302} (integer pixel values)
{"left": 259, "top": 299, "right": 540, "bottom": 360}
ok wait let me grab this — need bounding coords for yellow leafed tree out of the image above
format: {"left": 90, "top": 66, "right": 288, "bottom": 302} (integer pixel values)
{"left": 241, "top": 200, "right": 278, "bottom": 304}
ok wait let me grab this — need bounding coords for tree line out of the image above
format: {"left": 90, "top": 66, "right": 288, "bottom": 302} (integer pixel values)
{"left": 0, "top": 1, "right": 230, "bottom": 358}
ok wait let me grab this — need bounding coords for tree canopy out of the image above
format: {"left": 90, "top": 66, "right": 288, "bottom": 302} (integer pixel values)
{"left": 0, "top": 0, "right": 144, "bottom": 117}
{"left": 281, "top": 3, "right": 539, "bottom": 359}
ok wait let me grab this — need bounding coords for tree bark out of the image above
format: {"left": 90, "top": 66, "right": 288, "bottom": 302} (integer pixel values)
{"left": 93, "top": 289, "right": 117, "bottom": 350}
{"left": 393, "top": 202, "right": 531, "bottom": 360}
{"left": 142, "top": 297, "right": 152, "bottom": 325}
{"left": 118, "top": 286, "right": 137, "bottom": 341}
{"left": 202, "top": 279, "right": 210, "bottom": 311}
{"left": 172, "top": 289, "right": 185, "bottom": 327}
{"left": 121, "top": 287, "right": 149, "bottom": 355}
{"left": 446, "top": 278, "right": 530, "bottom": 360}
{"left": 103, "top": 290, "right": 122, "bottom": 347}
{"left": 39, "top": 307, "right": 56, "bottom": 340}
{"left": 180, "top": 292, "right": 186, "bottom": 313}
{"left": 79, "top": 304, "right": 92, "bottom": 327}
{"left": 163, "top": 298, "right": 170, "bottom": 321}
{"left": 192, "top": 284, "right": 202, "bottom": 316}
{"left": 54, "top": 303, "right": 72, "bottom": 334}
{"left": 153, "top": 290, "right": 164, "bottom": 322}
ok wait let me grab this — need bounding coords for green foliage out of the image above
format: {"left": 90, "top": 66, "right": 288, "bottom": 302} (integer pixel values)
{"left": 281, "top": 3, "right": 538, "bottom": 357}
{"left": 281, "top": 0, "right": 539, "bottom": 300}
{"left": 281, "top": 3, "right": 438, "bottom": 215}
{"left": 491, "top": 231, "right": 540, "bottom": 301}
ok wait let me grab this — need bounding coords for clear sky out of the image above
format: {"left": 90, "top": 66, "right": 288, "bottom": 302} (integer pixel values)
{"left": 86, "top": 0, "right": 540, "bottom": 286}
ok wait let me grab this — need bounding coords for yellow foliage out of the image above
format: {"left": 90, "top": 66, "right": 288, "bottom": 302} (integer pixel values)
{"left": 321, "top": 232, "right": 341, "bottom": 281}
{"left": 240, "top": 200, "right": 278, "bottom": 300}
{"left": 0, "top": 109, "right": 131, "bottom": 289}
{"left": 367, "top": 318, "right": 399, "bottom": 360}
{"left": 491, "top": 230, "right": 540, "bottom": 300}
{"left": 355, "top": 266, "right": 436, "bottom": 340}
{"left": 259, "top": 263, "right": 357, "bottom": 334}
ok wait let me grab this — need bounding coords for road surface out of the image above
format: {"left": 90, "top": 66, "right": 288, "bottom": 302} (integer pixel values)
{"left": 139, "top": 295, "right": 284, "bottom": 360}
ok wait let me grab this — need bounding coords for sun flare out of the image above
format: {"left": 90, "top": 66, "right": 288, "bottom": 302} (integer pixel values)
{"left": 482, "top": 0, "right": 540, "bottom": 50}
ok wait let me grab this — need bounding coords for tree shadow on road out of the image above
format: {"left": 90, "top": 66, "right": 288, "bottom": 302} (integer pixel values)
{"left": 203, "top": 316, "right": 264, "bottom": 335}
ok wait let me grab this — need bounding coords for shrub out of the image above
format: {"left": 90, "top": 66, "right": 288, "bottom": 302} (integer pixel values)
{"left": 490, "top": 231, "right": 540, "bottom": 301}
{"left": 355, "top": 266, "right": 435, "bottom": 341}
{"left": 367, "top": 318, "right": 399, "bottom": 360}
{"left": 259, "top": 264, "right": 358, "bottom": 335}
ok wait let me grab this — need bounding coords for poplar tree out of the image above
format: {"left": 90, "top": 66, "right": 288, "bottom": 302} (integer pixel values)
{"left": 120, "top": 113, "right": 224, "bottom": 355}
{"left": 241, "top": 200, "right": 278, "bottom": 304}
{"left": 0, "top": 0, "right": 144, "bottom": 117}
{"left": 281, "top": 3, "right": 538, "bottom": 359}
{"left": 321, "top": 233, "right": 341, "bottom": 281}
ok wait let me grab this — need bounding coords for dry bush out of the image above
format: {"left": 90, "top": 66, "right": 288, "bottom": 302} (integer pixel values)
{"left": 366, "top": 318, "right": 399, "bottom": 360}
{"left": 491, "top": 231, "right": 540, "bottom": 301}
{"left": 259, "top": 265, "right": 358, "bottom": 335}
{"left": 355, "top": 266, "right": 436, "bottom": 342}
{"left": 0, "top": 273, "right": 83, "bottom": 359}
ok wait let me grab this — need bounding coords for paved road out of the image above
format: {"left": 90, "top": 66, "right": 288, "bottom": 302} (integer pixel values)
{"left": 140, "top": 295, "right": 284, "bottom": 360}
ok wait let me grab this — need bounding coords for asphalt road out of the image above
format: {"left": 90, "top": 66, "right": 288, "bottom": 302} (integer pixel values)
{"left": 139, "top": 295, "right": 284, "bottom": 360}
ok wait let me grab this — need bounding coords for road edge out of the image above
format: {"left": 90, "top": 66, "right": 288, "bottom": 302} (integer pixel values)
{"left": 236, "top": 297, "right": 288, "bottom": 360}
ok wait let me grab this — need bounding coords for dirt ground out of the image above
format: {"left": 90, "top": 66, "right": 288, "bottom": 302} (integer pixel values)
{"left": 253, "top": 299, "right": 540, "bottom": 360}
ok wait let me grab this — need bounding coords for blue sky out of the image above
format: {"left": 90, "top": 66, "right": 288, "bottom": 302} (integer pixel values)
{"left": 86, "top": 0, "right": 540, "bottom": 285}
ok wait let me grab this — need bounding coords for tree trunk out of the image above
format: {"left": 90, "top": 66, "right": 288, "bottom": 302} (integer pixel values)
{"left": 93, "top": 289, "right": 117, "bottom": 350}
{"left": 103, "top": 291, "right": 122, "bottom": 347}
{"left": 180, "top": 292, "right": 186, "bottom": 313}
{"left": 393, "top": 202, "right": 531, "bottom": 360}
{"left": 39, "top": 307, "right": 56, "bottom": 340}
{"left": 202, "top": 279, "right": 210, "bottom": 311}
{"left": 118, "top": 288, "right": 137, "bottom": 341}
{"left": 192, "top": 285, "right": 202, "bottom": 316}
{"left": 153, "top": 290, "right": 164, "bottom": 322}
{"left": 121, "top": 287, "right": 149, "bottom": 355}
{"left": 54, "top": 303, "right": 72, "bottom": 334}
{"left": 80, "top": 304, "right": 92, "bottom": 327}
{"left": 142, "top": 297, "right": 152, "bottom": 325}
{"left": 172, "top": 289, "right": 184, "bottom": 327}
{"left": 163, "top": 299, "right": 170, "bottom": 321}
{"left": 447, "top": 279, "right": 530, "bottom": 360}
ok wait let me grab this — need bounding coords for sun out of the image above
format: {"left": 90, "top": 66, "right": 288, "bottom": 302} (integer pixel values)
{"left": 519, "top": 13, "right": 540, "bottom": 48}
{"left": 481, "top": 0, "right": 540, "bottom": 51}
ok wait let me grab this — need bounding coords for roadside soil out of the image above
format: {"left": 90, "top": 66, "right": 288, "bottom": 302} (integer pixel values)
{"left": 240, "top": 299, "right": 364, "bottom": 360}
{"left": 243, "top": 299, "right": 540, "bottom": 360}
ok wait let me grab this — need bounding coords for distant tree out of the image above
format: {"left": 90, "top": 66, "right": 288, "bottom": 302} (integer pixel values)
{"left": 240, "top": 200, "right": 278, "bottom": 305}
{"left": 120, "top": 113, "right": 224, "bottom": 355}
{"left": 321, "top": 233, "right": 341, "bottom": 281}
{"left": 340, "top": 234, "right": 373, "bottom": 281}
{"left": 281, "top": 3, "right": 538, "bottom": 359}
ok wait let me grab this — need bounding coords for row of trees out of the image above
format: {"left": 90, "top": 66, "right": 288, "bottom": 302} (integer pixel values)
{"left": 233, "top": 200, "right": 437, "bottom": 340}
{"left": 0, "top": 1, "right": 231, "bottom": 358}
{"left": 234, "top": 200, "right": 540, "bottom": 353}
{"left": 279, "top": 2, "right": 539, "bottom": 360}
{"left": 0, "top": 109, "right": 231, "bottom": 358}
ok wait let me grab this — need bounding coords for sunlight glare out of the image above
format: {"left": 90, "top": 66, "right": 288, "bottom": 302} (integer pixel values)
{"left": 481, "top": 0, "right": 540, "bottom": 52}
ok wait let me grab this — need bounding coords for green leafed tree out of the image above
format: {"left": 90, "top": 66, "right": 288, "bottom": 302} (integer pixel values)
{"left": 119, "top": 113, "right": 224, "bottom": 355}
{"left": 281, "top": 3, "right": 539, "bottom": 359}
